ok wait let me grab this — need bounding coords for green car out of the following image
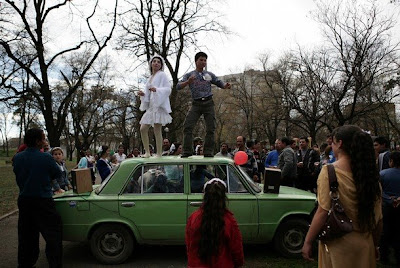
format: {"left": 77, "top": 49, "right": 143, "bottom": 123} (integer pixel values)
{"left": 54, "top": 156, "right": 316, "bottom": 264}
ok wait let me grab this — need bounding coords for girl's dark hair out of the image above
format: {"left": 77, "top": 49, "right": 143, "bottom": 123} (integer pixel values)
{"left": 99, "top": 145, "right": 109, "bottom": 158}
{"left": 171, "top": 142, "right": 181, "bottom": 155}
{"left": 390, "top": 151, "right": 400, "bottom": 168}
{"left": 79, "top": 149, "right": 86, "bottom": 158}
{"left": 24, "top": 128, "right": 44, "bottom": 147}
{"left": 324, "top": 145, "right": 332, "bottom": 156}
{"left": 199, "top": 181, "right": 227, "bottom": 264}
{"left": 332, "top": 125, "right": 381, "bottom": 232}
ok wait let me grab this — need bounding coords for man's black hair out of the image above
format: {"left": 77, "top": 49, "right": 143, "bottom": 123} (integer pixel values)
{"left": 24, "top": 128, "right": 44, "bottom": 147}
{"left": 195, "top": 52, "right": 208, "bottom": 62}
{"left": 246, "top": 140, "right": 254, "bottom": 148}
{"left": 374, "top": 136, "right": 389, "bottom": 148}
{"left": 280, "top": 137, "right": 291, "bottom": 146}
{"left": 299, "top": 136, "right": 309, "bottom": 143}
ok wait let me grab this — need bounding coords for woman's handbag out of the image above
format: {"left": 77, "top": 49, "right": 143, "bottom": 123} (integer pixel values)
{"left": 318, "top": 165, "right": 353, "bottom": 242}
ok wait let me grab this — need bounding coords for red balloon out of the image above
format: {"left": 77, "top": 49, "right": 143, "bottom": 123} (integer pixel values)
{"left": 234, "top": 151, "right": 248, "bottom": 166}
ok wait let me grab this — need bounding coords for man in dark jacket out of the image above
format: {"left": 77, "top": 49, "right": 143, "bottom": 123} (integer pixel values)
{"left": 13, "top": 128, "right": 63, "bottom": 268}
{"left": 374, "top": 136, "right": 391, "bottom": 171}
{"left": 296, "top": 137, "right": 320, "bottom": 192}
{"left": 278, "top": 137, "right": 297, "bottom": 187}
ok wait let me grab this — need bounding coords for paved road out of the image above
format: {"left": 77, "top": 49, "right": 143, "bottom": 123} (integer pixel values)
{"left": 0, "top": 212, "right": 281, "bottom": 268}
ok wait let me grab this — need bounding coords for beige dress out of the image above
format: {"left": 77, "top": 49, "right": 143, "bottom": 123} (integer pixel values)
{"left": 317, "top": 165, "right": 382, "bottom": 268}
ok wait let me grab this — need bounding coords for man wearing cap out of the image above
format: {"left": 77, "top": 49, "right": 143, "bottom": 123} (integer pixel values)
{"left": 177, "top": 52, "right": 231, "bottom": 157}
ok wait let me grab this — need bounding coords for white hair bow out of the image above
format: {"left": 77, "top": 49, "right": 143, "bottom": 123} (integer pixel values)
{"left": 203, "top": 178, "right": 227, "bottom": 191}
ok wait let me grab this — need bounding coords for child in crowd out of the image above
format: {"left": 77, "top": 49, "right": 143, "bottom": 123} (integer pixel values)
{"left": 51, "top": 147, "right": 72, "bottom": 191}
{"left": 110, "top": 154, "right": 119, "bottom": 171}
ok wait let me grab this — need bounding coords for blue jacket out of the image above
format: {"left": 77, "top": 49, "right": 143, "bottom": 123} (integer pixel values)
{"left": 380, "top": 167, "right": 400, "bottom": 206}
{"left": 13, "top": 147, "right": 61, "bottom": 198}
{"left": 264, "top": 150, "right": 279, "bottom": 168}
{"left": 97, "top": 158, "right": 112, "bottom": 181}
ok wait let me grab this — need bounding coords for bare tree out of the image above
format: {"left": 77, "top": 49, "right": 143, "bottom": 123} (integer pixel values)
{"left": 256, "top": 53, "right": 288, "bottom": 145}
{"left": 313, "top": 0, "right": 400, "bottom": 126}
{"left": 273, "top": 53, "right": 298, "bottom": 138}
{"left": 118, "top": 0, "right": 229, "bottom": 142}
{"left": 110, "top": 90, "right": 142, "bottom": 153}
{"left": 284, "top": 48, "right": 335, "bottom": 142}
{"left": 227, "top": 70, "right": 263, "bottom": 140}
{"left": 70, "top": 84, "right": 117, "bottom": 156}
{"left": 0, "top": 105, "right": 12, "bottom": 156}
{"left": 0, "top": 0, "right": 118, "bottom": 146}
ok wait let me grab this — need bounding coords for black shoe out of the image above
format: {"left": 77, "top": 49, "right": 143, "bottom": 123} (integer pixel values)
{"left": 204, "top": 154, "right": 214, "bottom": 157}
{"left": 181, "top": 153, "right": 192, "bottom": 158}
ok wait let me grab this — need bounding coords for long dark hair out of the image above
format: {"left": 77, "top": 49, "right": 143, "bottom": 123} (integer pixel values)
{"left": 99, "top": 145, "right": 109, "bottom": 158}
{"left": 199, "top": 180, "right": 227, "bottom": 263}
{"left": 332, "top": 125, "right": 381, "bottom": 232}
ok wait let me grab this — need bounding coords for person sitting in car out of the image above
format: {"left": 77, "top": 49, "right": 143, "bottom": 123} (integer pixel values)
{"left": 190, "top": 165, "right": 214, "bottom": 193}
{"left": 146, "top": 173, "right": 169, "bottom": 193}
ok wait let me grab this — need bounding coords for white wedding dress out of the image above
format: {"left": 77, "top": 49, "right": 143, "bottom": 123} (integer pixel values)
{"left": 139, "top": 71, "right": 172, "bottom": 126}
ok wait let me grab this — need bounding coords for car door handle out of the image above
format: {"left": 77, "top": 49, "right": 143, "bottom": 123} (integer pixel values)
{"left": 121, "top": 202, "right": 136, "bottom": 207}
{"left": 189, "top": 202, "right": 203, "bottom": 207}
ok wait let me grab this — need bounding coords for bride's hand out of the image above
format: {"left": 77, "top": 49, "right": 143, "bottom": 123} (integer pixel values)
{"left": 138, "top": 91, "right": 145, "bottom": 96}
{"left": 149, "top": 87, "right": 157, "bottom": 92}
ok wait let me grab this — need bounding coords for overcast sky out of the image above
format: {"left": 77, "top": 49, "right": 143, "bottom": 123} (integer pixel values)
{"left": 206, "top": 0, "right": 322, "bottom": 75}
{"left": 110, "top": 0, "right": 400, "bottom": 85}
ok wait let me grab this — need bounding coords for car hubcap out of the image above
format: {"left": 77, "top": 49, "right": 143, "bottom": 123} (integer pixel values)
{"left": 284, "top": 228, "right": 304, "bottom": 252}
{"left": 100, "top": 232, "right": 124, "bottom": 255}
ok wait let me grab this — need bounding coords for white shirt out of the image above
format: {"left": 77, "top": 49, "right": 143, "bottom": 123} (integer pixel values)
{"left": 115, "top": 153, "right": 126, "bottom": 163}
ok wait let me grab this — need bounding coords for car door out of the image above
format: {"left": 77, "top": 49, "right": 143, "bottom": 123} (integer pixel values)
{"left": 187, "top": 164, "right": 258, "bottom": 241}
{"left": 119, "top": 163, "right": 187, "bottom": 242}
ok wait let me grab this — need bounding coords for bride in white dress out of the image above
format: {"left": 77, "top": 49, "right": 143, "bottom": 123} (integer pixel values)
{"left": 138, "top": 55, "right": 172, "bottom": 157}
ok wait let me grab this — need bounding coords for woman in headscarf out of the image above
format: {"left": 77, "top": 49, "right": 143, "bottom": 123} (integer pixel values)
{"left": 138, "top": 55, "right": 172, "bottom": 157}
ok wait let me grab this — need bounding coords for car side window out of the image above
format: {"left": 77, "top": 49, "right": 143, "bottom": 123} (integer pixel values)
{"left": 163, "top": 164, "right": 184, "bottom": 193}
{"left": 123, "top": 167, "right": 142, "bottom": 194}
{"left": 189, "top": 164, "right": 228, "bottom": 193}
{"left": 228, "top": 165, "right": 248, "bottom": 193}
{"left": 123, "top": 164, "right": 184, "bottom": 194}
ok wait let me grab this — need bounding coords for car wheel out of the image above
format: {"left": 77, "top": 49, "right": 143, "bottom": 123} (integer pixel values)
{"left": 273, "top": 218, "right": 309, "bottom": 258}
{"left": 90, "top": 224, "right": 134, "bottom": 264}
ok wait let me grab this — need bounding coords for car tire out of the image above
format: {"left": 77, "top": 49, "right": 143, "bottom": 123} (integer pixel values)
{"left": 273, "top": 218, "right": 309, "bottom": 258}
{"left": 90, "top": 224, "right": 134, "bottom": 264}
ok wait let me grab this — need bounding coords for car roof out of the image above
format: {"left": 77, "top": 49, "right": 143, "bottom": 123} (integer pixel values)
{"left": 119, "top": 155, "right": 235, "bottom": 166}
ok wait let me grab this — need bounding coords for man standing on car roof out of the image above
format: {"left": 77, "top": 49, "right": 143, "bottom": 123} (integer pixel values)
{"left": 177, "top": 52, "right": 231, "bottom": 157}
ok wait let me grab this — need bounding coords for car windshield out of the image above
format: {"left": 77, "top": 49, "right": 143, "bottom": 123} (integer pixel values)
{"left": 95, "top": 165, "right": 119, "bottom": 194}
{"left": 237, "top": 165, "right": 262, "bottom": 193}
